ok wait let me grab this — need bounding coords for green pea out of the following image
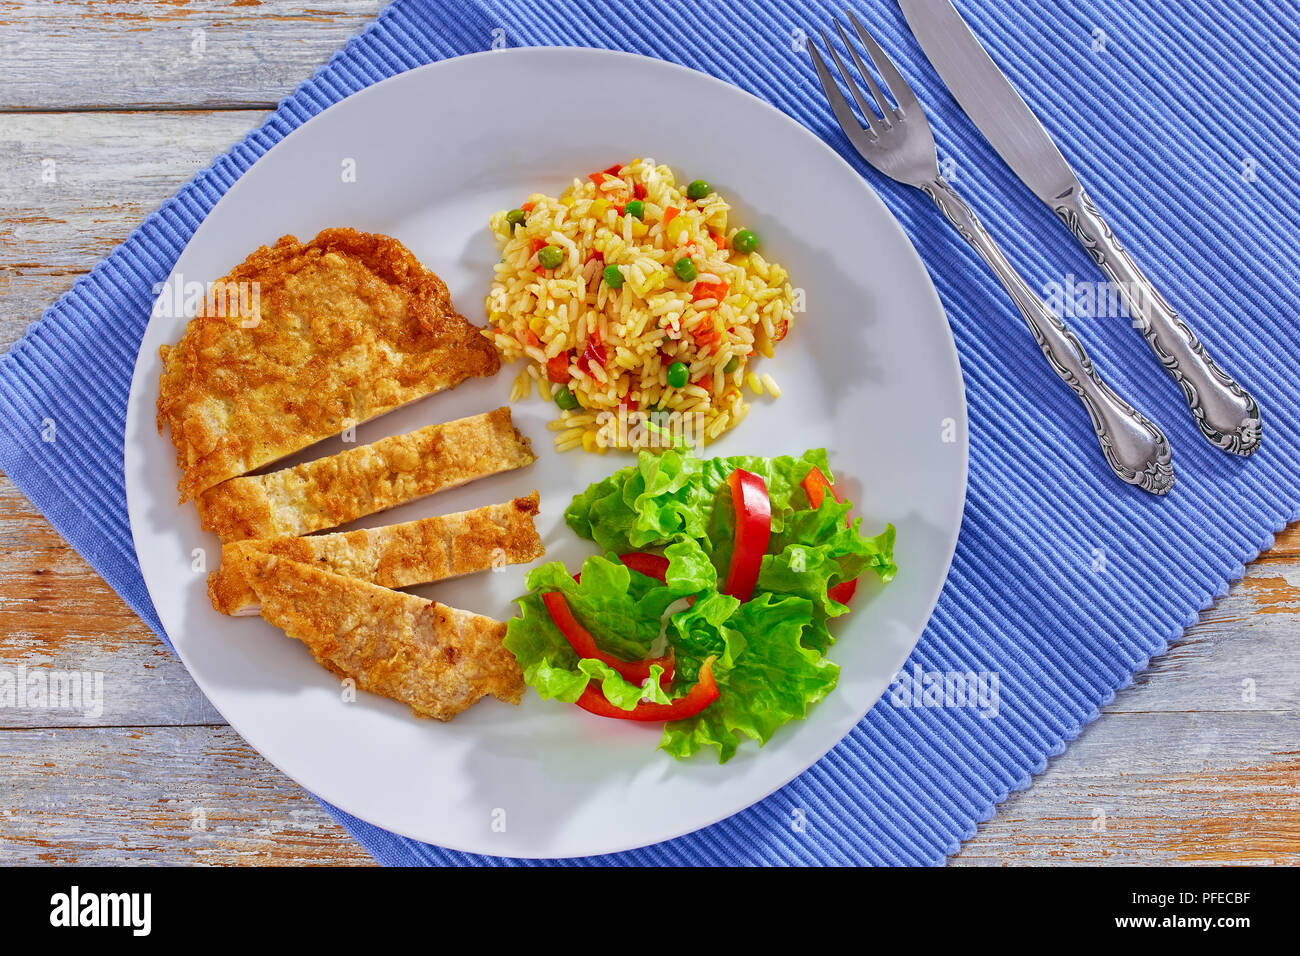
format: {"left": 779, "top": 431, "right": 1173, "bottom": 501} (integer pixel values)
{"left": 505, "top": 208, "right": 526, "bottom": 230}
{"left": 673, "top": 257, "right": 698, "bottom": 282}
{"left": 603, "top": 263, "right": 625, "bottom": 289}
{"left": 667, "top": 361, "right": 689, "bottom": 389}
{"left": 686, "top": 179, "right": 711, "bottom": 200}
{"left": 724, "top": 355, "right": 741, "bottom": 374}
{"left": 554, "top": 387, "right": 580, "bottom": 410}
{"left": 537, "top": 245, "right": 564, "bottom": 269}
{"left": 732, "top": 229, "right": 758, "bottom": 254}
{"left": 624, "top": 199, "right": 645, "bottom": 220}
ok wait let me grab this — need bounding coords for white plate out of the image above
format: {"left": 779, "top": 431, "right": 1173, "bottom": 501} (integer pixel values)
{"left": 124, "top": 48, "right": 967, "bottom": 858}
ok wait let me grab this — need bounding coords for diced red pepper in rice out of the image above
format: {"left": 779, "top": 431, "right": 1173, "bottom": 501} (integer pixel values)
{"left": 691, "top": 280, "right": 729, "bottom": 303}
{"left": 633, "top": 182, "right": 647, "bottom": 200}
{"left": 577, "top": 329, "right": 606, "bottom": 373}
{"left": 546, "top": 352, "right": 572, "bottom": 384}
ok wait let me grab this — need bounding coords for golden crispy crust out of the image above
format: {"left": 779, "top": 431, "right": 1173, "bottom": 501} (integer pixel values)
{"left": 208, "top": 492, "right": 544, "bottom": 615}
{"left": 243, "top": 555, "right": 524, "bottom": 720}
{"left": 196, "top": 407, "right": 535, "bottom": 542}
{"left": 157, "top": 228, "right": 501, "bottom": 502}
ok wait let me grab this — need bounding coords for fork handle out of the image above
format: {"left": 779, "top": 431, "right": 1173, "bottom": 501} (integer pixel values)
{"left": 922, "top": 175, "right": 1174, "bottom": 495}
{"left": 1053, "top": 188, "right": 1261, "bottom": 456}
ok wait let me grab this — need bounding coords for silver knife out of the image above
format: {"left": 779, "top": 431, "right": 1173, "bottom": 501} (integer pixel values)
{"left": 899, "top": 0, "right": 1261, "bottom": 455}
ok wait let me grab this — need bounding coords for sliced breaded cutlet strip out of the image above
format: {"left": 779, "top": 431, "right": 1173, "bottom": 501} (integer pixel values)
{"left": 208, "top": 492, "right": 544, "bottom": 616}
{"left": 196, "top": 407, "right": 535, "bottom": 542}
{"left": 156, "top": 228, "right": 501, "bottom": 503}
{"left": 242, "top": 554, "right": 524, "bottom": 720}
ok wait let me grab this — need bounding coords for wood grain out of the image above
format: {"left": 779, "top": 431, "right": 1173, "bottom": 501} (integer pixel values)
{"left": 0, "top": 725, "right": 375, "bottom": 865}
{"left": 0, "top": 0, "right": 387, "bottom": 111}
{"left": 0, "top": 0, "right": 1296, "bottom": 867}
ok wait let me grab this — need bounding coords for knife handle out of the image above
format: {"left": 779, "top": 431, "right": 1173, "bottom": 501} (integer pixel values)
{"left": 1054, "top": 188, "right": 1261, "bottom": 456}
{"left": 922, "top": 175, "right": 1174, "bottom": 494}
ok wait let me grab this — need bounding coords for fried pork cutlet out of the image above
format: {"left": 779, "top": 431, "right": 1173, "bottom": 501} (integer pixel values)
{"left": 208, "top": 492, "right": 544, "bottom": 616}
{"left": 243, "top": 554, "right": 524, "bottom": 720}
{"left": 157, "top": 227, "right": 500, "bottom": 503}
{"left": 196, "top": 407, "right": 535, "bottom": 542}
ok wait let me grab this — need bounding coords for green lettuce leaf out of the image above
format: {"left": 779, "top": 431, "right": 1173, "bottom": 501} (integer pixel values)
{"left": 503, "top": 553, "right": 677, "bottom": 701}
{"left": 660, "top": 592, "right": 840, "bottom": 762}
{"left": 758, "top": 495, "right": 898, "bottom": 650}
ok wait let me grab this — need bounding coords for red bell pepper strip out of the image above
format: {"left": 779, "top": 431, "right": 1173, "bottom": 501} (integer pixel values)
{"left": 546, "top": 352, "right": 571, "bottom": 384}
{"left": 721, "top": 468, "right": 771, "bottom": 601}
{"left": 803, "top": 467, "right": 859, "bottom": 605}
{"left": 542, "top": 591, "right": 674, "bottom": 689}
{"left": 616, "top": 551, "right": 697, "bottom": 606}
{"left": 828, "top": 579, "right": 858, "bottom": 604}
{"left": 575, "top": 657, "right": 718, "bottom": 722}
{"left": 802, "top": 466, "right": 840, "bottom": 510}
{"left": 573, "top": 551, "right": 698, "bottom": 610}
{"left": 573, "top": 551, "right": 667, "bottom": 586}
{"left": 618, "top": 551, "right": 669, "bottom": 583}
{"left": 633, "top": 182, "right": 647, "bottom": 200}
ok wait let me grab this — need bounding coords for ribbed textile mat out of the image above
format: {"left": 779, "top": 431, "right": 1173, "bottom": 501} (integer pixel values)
{"left": 1, "top": 0, "right": 1297, "bottom": 865}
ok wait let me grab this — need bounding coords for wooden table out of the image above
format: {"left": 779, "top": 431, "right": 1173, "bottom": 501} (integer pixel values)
{"left": 1, "top": 1, "right": 1296, "bottom": 866}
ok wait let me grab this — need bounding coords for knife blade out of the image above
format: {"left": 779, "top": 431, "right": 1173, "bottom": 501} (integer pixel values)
{"left": 897, "top": 0, "right": 1078, "bottom": 204}
{"left": 898, "top": 0, "right": 1263, "bottom": 456}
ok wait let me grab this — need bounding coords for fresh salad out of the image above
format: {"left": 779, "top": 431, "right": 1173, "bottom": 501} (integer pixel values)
{"left": 504, "top": 448, "right": 897, "bottom": 762}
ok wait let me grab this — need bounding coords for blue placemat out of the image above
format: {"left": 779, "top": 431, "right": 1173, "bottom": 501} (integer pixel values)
{"left": 2, "top": 0, "right": 1297, "bottom": 865}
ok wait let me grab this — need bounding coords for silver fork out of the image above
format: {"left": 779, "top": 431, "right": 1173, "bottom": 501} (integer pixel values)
{"left": 810, "top": 12, "right": 1174, "bottom": 495}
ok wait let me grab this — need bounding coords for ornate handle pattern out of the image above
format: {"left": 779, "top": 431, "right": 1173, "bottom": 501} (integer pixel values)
{"left": 1054, "top": 188, "right": 1261, "bottom": 456}
{"left": 923, "top": 175, "right": 1174, "bottom": 495}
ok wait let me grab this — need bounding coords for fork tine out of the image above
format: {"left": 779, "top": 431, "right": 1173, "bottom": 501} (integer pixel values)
{"left": 833, "top": 18, "right": 894, "bottom": 126}
{"left": 846, "top": 9, "right": 921, "bottom": 113}
{"left": 809, "top": 39, "right": 879, "bottom": 154}
{"left": 819, "top": 30, "right": 884, "bottom": 137}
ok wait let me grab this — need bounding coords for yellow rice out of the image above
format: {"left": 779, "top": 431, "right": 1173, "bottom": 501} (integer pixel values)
{"left": 484, "top": 158, "right": 797, "bottom": 451}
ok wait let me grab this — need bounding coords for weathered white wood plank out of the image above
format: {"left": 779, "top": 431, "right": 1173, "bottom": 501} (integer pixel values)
{"left": 0, "top": 111, "right": 266, "bottom": 271}
{"left": 0, "top": 725, "right": 375, "bottom": 865}
{"left": 951, "top": 712, "right": 1300, "bottom": 865}
{"left": 0, "top": 478, "right": 222, "bottom": 727}
{"left": 0, "top": 111, "right": 270, "bottom": 349}
{"left": 0, "top": 0, "right": 388, "bottom": 110}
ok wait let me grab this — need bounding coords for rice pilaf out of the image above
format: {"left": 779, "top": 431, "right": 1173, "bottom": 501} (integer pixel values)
{"left": 484, "top": 159, "right": 796, "bottom": 452}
